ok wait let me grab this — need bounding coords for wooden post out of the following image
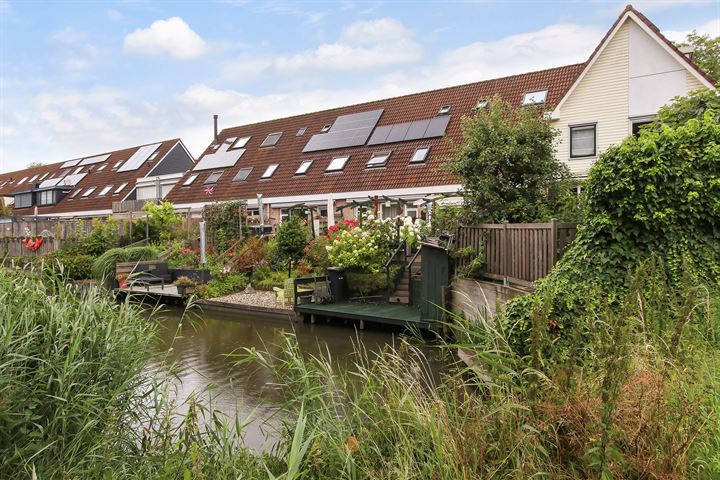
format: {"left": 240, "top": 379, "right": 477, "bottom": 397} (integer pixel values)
{"left": 503, "top": 222, "right": 510, "bottom": 284}
{"left": 549, "top": 218, "right": 558, "bottom": 268}
{"left": 129, "top": 211, "right": 133, "bottom": 239}
{"left": 187, "top": 208, "right": 192, "bottom": 241}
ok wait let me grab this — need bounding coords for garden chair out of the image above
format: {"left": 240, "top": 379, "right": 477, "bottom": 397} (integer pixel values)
{"left": 273, "top": 278, "right": 295, "bottom": 306}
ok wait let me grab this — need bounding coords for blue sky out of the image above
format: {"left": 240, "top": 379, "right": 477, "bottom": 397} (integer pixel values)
{"left": 0, "top": 0, "right": 717, "bottom": 172}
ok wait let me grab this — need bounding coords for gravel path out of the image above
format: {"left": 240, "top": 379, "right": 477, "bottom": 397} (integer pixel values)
{"left": 212, "top": 289, "right": 293, "bottom": 311}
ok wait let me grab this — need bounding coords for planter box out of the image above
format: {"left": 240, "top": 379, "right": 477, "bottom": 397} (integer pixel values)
{"left": 170, "top": 268, "right": 212, "bottom": 284}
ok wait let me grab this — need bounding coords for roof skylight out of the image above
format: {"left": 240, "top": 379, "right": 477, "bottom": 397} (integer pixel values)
{"left": 326, "top": 156, "right": 349, "bottom": 172}
{"left": 320, "top": 124, "right": 332, "bottom": 133}
{"left": 81, "top": 187, "right": 96, "bottom": 197}
{"left": 114, "top": 183, "right": 128, "bottom": 194}
{"left": 17, "top": 176, "right": 27, "bottom": 185}
{"left": 367, "top": 152, "right": 391, "bottom": 168}
{"left": 96, "top": 164, "right": 106, "bottom": 172}
{"left": 70, "top": 188, "right": 82, "bottom": 199}
{"left": 295, "top": 160, "right": 313, "bottom": 175}
{"left": 261, "top": 164, "right": 279, "bottom": 179}
{"left": 183, "top": 174, "right": 198, "bottom": 186}
{"left": 232, "top": 168, "right": 253, "bottom": 182}
{"left": 260, "top": 132, "right": 282, "bottom": 147}
{"left": 522, "top": 90, "right": 548, "bottom": 106}
{"left": 438, "top": 105, "right": 451, "bottom": 116}
{"left": 296, "top": 128, "right": 306, "bottom": 137}
{"left": 475, "top": 99, "right": 489, "bottom": 110}
{"left": 410, "top": 147, "right": 430, "bottom": 164}
{"left": 72, "top": 166, "right": 84, "bottom": 175}
{"left": 230, "top": 136, "right": 251, "bottom": 150}
{"left": 98, "top": 185, "right": 113, "bottom": 196}
{"left": 204, "top": 171, "right": 224, "bottom": 185}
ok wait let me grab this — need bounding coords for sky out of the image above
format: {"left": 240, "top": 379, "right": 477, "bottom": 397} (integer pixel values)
{"left": 0, "top": 0, "right": 718, "bottom": 173}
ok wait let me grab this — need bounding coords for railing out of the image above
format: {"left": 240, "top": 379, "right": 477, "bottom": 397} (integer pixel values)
{"left": 455, "top": 220, "right": 578, "bottom": 287}
{"left": 112, "top": 199, "right": 158, "bottom": 213}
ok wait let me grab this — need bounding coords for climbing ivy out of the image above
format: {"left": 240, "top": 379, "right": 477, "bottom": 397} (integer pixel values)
{"left": 501, "top": 89, "right": 720, "bottom": 360}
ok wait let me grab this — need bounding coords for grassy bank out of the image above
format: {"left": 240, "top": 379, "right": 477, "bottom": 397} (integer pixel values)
{"left": 1, "top": 262, "right": 718, "bottom": 479}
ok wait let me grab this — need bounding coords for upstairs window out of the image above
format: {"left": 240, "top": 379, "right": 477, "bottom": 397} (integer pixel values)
{"left": 112, "top": 160, "right": 123, "bottom": 170}
{"left": 98, "top": 185, "right": 113, "bottom": 196}
{"left": 17, "top": 176, "right": 27, "bottom": 185}
{"left": 320, "top": 124, "right": 332, "bottom": 133}
{"left": 570, "top": 124, "right": 596, "bottom": 158}
{"left": 230, "top": 136, "right": 251, "bottom": 149}
{"left": 204, "top": 171, "right": 224, "bottom": 185}
{"left": 72, "top": 166, "right": 84, "bottom": 175}
{"left": 28, "top": 174, "right": 38, "bottom": 183}
{"left": 410, "top": 146, "right": 430, "bottom": 164}
{"left": 522, "top": 89, "right": 548, "bottom": 106}
{"left": 367, "top": 151, "right": 391, "bottom": 168}
{"left": 183, "top": 174, "right": 198, "bottom": 186}
{"left": 295, "top": 160, "right": 313, "bottom": 175}
{"left": 39, "top": 172, "right": 49, "bottom": 181}
{"left": 326, "top": 156, "right": 349, "bottom": 172}
{"left": 261, "top": 164, "right": 279, "bottom": 179}
{"left": 260, "top": 132, "right": 282, "bottom": 147}
{"left": 474, "top": 99, "right": 488, "bottom": 110}
{"left": 69, "top": 188, "right": 82, "bottom": 199}
{"left": 38, "top": 190, "right": 54, "bottom": 205}
{"left": 81, "top": 187, "right": 96, "bottom": 197}
{"left": 14, "top": 193, "right": 33, "bottom": 208}
{"left": 114, "top": 183, "right": 128, "bottom": 194}
{"left": 232, "top": 167, "right": 253, "bottom": 182}
{"left": 96, "top": 164, "right": 106, "bottom": 172}
{"left": 437, "top": 105, "right": 451, "bottom": 116}
{"left": 296, "top": 127, "right": 306, "bottom": 137}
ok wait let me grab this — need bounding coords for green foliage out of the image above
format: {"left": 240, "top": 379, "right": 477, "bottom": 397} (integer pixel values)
{"left": 675, "top": 31, "right": 720, "bottom": 83}
{"left": 63, "top": 218, "right": 119, "bottom": 256}
{"left": 196, "top": 273, "right": 249, "bottom": 298}
{"left": 501, "top": 89, "right": 720, "bottom": 360}
{"left": 251, "top": 264, "right": 290, "bottom": 290}
{"left": 132, "top": 201, "right": 181, "bottom": 243}
{"left": 204, "top": 200, "right": 246, "bottom": 252}
{"left": 0, "top": 198, "right": 11, "bottom": 216}
{"left": 429, "top": 204, "right": 465, "bottom": 235}
{"left": 447, "top": 95, "right": 574, "bottom": 223}
{"left": 47, "top": 250, "right": 95, "bottom": 280}
{"left": 90, "top": 246, "right": 159, "bottom": 281}
{"left": 274, "top": 215, "right": 310, "bottom": 271}
{"left": 345, "top": 268, "right": 396, "bottom": 296}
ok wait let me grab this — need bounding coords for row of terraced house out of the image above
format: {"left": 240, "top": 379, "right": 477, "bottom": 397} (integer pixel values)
{"left": 0, "top": 6, "right": 715, "bottom": 232}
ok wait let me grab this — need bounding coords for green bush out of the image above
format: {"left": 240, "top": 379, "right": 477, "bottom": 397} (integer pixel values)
{"left": 91, "top": 246, "right": 159, "bottom": 281}
{"left": 198, "top": 273, "right": 249, "bottom": 298}
{"left": 346, "top": 268, "right": 397, "bottom": 296}
{"left": 47, "top": 251, "right": 95, "bottom": 280}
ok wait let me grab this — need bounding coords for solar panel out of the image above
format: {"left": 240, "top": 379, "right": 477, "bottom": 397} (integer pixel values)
{"left": 58, "top": 173, "right": 87, "bottom": 187}
{"left": 60, "top": 159, "right": 81, "bottom": 168}
{"left": 117, "top": 143, "right": 162, "bottom": 172}
{"left": 303, "top": 109, "right": 383, "bottom": 153}
{"left": 193, "top": 144, "right": 246, "bottom": 171}
{"left": 385, "top": 123, "right": 411, "bottom": 143}
{"left": 405, "top": 119, "right": 431, "bottom": 141}
{"left": 38, "top": 177, "right": 63, "bottom": 189}
{"left": 367, "top": 125, "right": 392, "bottom": 145}
{"left": 79, "top": 154, "right": 110, "bottom": 166}
{"left": 367, "top": 116, "right": 450, "bottom": 146}
{"left": 424, "top": 116, "right": 451, "bottom": 138}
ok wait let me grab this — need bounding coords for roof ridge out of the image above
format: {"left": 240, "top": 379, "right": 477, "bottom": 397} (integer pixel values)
{"left": 218, "top": 63, "right": 586, "bottom": 135}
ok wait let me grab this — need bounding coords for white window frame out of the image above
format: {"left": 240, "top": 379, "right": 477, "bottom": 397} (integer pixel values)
{"left": 410, "top": 147, "right": 430, "bottom": 164}
{"left": 183, "top": 174, "right": 198, "bottom": 186}
{"left": 98, "top": 185, "right": 113, "bottom": 196}
{"left": 367, "top": 152, "right": 391, "bottom": 168}
{"left": 114, "top": 183, "right": 128, "bottom": 194}
{"left": 326, "top": 156, "right": 349, "bottom": 172}
{"left": 260, "top": 132, "right": 283, "bottom": 147}
{"left": 81, "top": 187, "right": 96, "bottom": 197}
{"left": 295, "top": 160, "right": 313, "bottom": 175}
{"left": 522, "top": 89, "right": 548, "bottom": 106}
{"left": 261, "top": 164, "right": 279, "bottom": 179}
{"left": 230, "top": 136, "right": 251, "bottom": 150}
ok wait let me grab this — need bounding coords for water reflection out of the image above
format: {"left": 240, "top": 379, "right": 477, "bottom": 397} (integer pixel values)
{"left": 149, "top": 305, "right": 429, "bottom": 452}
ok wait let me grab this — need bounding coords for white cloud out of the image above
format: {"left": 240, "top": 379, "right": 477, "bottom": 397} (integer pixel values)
{"left": 49, "top": 27, "right": 101, "bottom": 71}
{"left": 663, "top": 18, "right": 720, "bottom": 42}
{"left": 123, "top": 17, "right": 207, "bottom": 60}
{"left": 223, "top": 17, "right": 421, "bottom": 80}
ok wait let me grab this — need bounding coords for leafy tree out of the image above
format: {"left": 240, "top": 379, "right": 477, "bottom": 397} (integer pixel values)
{"left": 26, "top": 161, "right": 45, "bottom": 168}
{"left": 0, "top": 198, "right": 11, "bottom": 216}
{"left": 273, "top": 214, "right": 310, "bottom": 275}
{"left": 447, "top": 96, "right": 575, "bottom": 223}
{"left": 675, "top": 31, "right": 720, "bottom": 83}
{"left": 132, "top": 201, "right": 180, "bottom": 243}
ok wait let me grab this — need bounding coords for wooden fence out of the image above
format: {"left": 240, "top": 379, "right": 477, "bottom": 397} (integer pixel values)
{"left": 0, "top": 236, "right": 62, "bottom": 257}
{"left": 455, "top": 220, "right": 578, "bottom": 286}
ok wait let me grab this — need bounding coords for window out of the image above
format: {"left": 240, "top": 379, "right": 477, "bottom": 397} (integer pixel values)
{"left": 295, "top": 160, "right": 313, "bottom": 175}
{"left": 204, "top": 171, "right": 224, "bottom": 185}
{"left": 17, "top": 176, "right": 27, "bottom": 185}
{"left": 410, "top": 146, "right": 430, "bottom": 164}
{"left": 148, "top": 151, "right": 158, "bottom": 162}
{"left": 98, "top": 185, "right": 113, "bottom": 196}
{"left": 183, "top": 174, "right": 198, "bottom": 186}
{"left": 474, "top": 99, "right": 488, "bottom": 110}
{"left": 570, "top": 124, "right": 596, "bottom": 158}
{"left": 320, "top": 124, "right": 332, "bottom": 133}
{"left": 232, "top": 168, "right": 253, "bottom": 182}
{"left": 73, "top": 166, "right": 84, "bottom": 175}
{"left": 69, "top": 188, "right": 82, "bottom": 199}
{"left": 367, "top": 151, "right": 391, "bottom": 168}
{"left": 631, "top": 118, "right": 655, "bottom": 136}
{"left": 38, "top": 190, "right": 54, "bottom": 205}
{"left": 81, "top": 187, "right": 96, "bottom": 197}
{"left": 112, "top": 160, "right": 123, "bottom": 170}
{"left": 230, "top": 136, "right": 251, "bottom": 150}
{"left": 326, "top": 156, "right": 349, "bottom": 172}
{"left": 522, "top": 90, "right": 548, "bottom": 106}
{"left": 260, "top": 132, "right": 282, "bottom": 147}
{"left": 14, "top": 193, "right": 32, "bottom": 208}
{"left": 28, "top": 174, "right": 38, "bottom": 183}
{"left": 96, "top": 164, "right": 106, "bottom": 172}
{"left": 114, "top": 183, "right": 128, "bottom": 194}
{"left": 296, "top": 127, "right": 306, "bottom": 137}
{"left": 261, "top": 164, "right": 279, "bottom": 179}
{"left": 437, "top": 105, "right": 451, "bottom": 116}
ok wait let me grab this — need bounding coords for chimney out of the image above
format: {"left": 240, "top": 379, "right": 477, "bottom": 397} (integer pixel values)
{"left": 213, "top": 114, "right": 219, "bottom": 140}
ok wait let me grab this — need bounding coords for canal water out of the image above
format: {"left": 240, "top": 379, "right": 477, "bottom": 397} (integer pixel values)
{"left": 148, "top": 306, "right": 437, "bottom": 452}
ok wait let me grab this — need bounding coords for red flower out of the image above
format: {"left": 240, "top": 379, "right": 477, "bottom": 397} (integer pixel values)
{"left": 329, "top": 224, "right": 339, "bottom": 232}
{"left": 226, "top": 252, "right": 233, "bottom": 257}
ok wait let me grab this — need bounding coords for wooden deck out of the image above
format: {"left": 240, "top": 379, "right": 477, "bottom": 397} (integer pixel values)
{"left": 115, "top": 284, "right": 185, "bottom": 302}
{"left": 295, "top": 301, "right": 435, "bottom": 330}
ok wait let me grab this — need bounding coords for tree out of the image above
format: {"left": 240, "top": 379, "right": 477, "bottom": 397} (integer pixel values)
{"left": 675, "top": 31, "right": 720, "bottom": 84}
{"left": 26, "top": 161, "right": 45, "bottom": 168}
{"left": 0, "top": 198, "right": 11, "bottom": 217}
{"left": 273, "top": 214, "right": 310, "bottom": 275}
{"left": 447, "top": 96, "right": 574, "bottom": 223}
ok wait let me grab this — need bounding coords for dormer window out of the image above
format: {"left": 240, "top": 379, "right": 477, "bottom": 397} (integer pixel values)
{"left": 320, "top": 124, "right": 332, "bottom": 133}
{"left": 474, "top": 99, "right": 488, "bottom": 110}
{"left": 410, "top": 147, "right": 430, "bottom": 164}
{"left": 437, "top": 105, "right": 451, "bottom": 116}
{"left": 326, "top": 156, "right": 349, "bottom": 172}
{"left": 261, "top": 164, "right": 279, "bottom": 179}
{"left": 522, "top": 90, "right": 547, "bottom": 106}
{"left": 295, "top": 160, "right": 313, "bottom": 175}
{"left": 367, "top": 151, "right": 391, "bottom": 168}
{"left": 261, "top": 132, "right": 282, "bottom": 147}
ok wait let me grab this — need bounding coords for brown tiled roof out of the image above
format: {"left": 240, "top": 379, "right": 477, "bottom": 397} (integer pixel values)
{"left": 165, "top": 64, "right": 585, "bottom": 206}
{"left": 0, "top": 139, "right": 183, "bottom": 215}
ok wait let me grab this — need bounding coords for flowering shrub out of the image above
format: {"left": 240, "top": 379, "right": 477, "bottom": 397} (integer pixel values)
{"left": 398, "top": 216, "right": 428, "bottom": 248}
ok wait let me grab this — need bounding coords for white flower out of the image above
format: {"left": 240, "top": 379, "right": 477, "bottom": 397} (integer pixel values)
{"left": 367, "top": 214, "right": 375, "bottom": 221}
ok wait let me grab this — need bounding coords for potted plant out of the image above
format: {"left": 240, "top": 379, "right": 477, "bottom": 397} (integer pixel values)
{"left": 174, "top": 276, "right": 196, "bottom": 296}
{"left": 116, "top": 273, "right": 129, "bottom": 289}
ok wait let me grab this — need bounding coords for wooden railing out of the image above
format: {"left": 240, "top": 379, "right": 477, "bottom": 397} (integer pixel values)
{"left": 455, "top": 220, "right": 578, "bottom": 287}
